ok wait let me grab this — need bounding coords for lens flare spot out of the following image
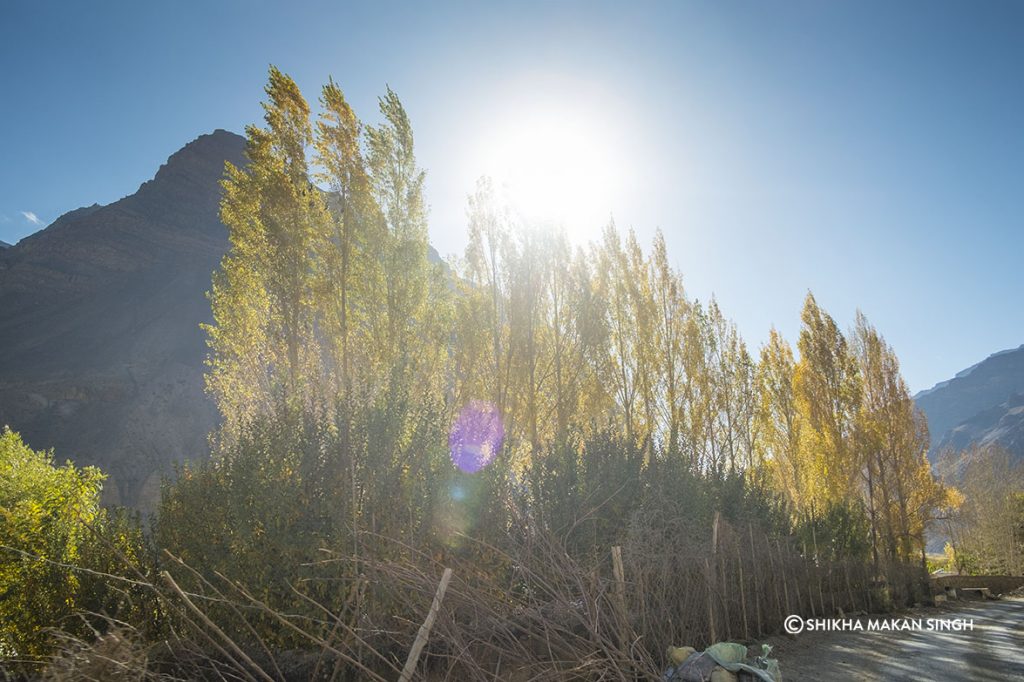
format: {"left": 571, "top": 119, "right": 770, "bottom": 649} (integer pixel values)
{"left": 449, "top": 401, "right": 504, "bottom": 473}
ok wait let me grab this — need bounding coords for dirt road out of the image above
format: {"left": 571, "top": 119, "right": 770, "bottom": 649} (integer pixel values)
{"left": 767, "top": 597, "right": 1023, "bottom": 680}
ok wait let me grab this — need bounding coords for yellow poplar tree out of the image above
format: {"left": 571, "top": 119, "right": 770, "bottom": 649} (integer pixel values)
{"left": 793, "top": 292, "right": 861, "bottom": 508}
{"left": 206, "top": 66, "right": 331, "bottom": 443}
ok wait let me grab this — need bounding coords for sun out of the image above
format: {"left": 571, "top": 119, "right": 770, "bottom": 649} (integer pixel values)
{"left": 475, "top": 104, "right": 622, "bottom": 241}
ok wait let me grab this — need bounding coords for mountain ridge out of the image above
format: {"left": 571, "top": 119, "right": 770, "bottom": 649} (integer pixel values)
{"left": 0, "top": 130, "right": 247, "bottom": 509}
{"left": 915, "top": 345, "right": 1024, "bottom": 400}
{"left": 914, "top": 344, "right": 1024, "bottom": 464}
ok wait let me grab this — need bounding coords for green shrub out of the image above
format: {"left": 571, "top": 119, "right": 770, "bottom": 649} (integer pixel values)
{"left": 0, "top": 428, "right": 150, "bottom": 660}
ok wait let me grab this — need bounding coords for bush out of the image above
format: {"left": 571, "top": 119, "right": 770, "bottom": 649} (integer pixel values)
{"left": 0, "top": 428, "right": 151, "bottom": 661}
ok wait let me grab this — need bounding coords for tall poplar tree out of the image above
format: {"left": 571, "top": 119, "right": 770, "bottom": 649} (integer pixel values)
{"left": 756, "top": 329, "right": 804, "bottom": 507}
{"left": 366, "top": 87, "right": 431, "bottom": 359}
{"left": 853, "top": 312, "right": 946, "bottom": 562}
{"left": 315, "top": 78, "right": 376, "bottom": 405}
{"left": 794, "top": 293, "right": 861, "bottom": 507}
{"left": 206, "top": 66, "right": 330, "bottom": 442}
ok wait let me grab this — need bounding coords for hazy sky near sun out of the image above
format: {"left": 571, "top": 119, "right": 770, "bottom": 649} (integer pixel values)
{"left": 1, "top": 1, "right": 1022, "bottom": 393}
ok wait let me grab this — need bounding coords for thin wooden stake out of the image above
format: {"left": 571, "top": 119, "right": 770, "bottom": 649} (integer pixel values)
{"left": 818, "top": 569, "right": 826, "bottom": 616}
{"left": 611, "top": 545, "right": 626, "bottom": 603}
{"left": 775, "top": 539, "right": 792, "bottom": 616}
{"left": 811, "top": 510, "right": 826, "bottom": 615}
{"left": 749, "top": 524, "right": 763, "bottom": 636}
{"left": 398, "top": 567, "right": 453, "bottom": 682}
{"left": 844, "top": 561, "right": 855, "bottom": 613}
{"left": 705, "top": 557, "right": 717, "bottom": 643}
{"left": 766, "top": 535, "right": 783, "bottom": 626}
{"left": 737, "top": 541, "right": 749, "bottom": 640}
{"left": 805, "top": 557, "right": 817, "bottom": 617}
{"left": 710, "top": 512, "right": 721, "bottom": 641}
{"left": 712, "top": 511, "right": 721, "bottom": 553}
{"left": 829, "top": 563, "right": 837, "bottom": 615}
{"left": 719, "top": 546, "right": 731, "bottom": 641}
{"left": 611, "top": 545, "right": 629, "bottom": 645}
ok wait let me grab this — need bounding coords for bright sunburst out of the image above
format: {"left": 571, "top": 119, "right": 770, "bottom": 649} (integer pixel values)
{"left": 475, "top": 102, "right": 622, "bottom": 241}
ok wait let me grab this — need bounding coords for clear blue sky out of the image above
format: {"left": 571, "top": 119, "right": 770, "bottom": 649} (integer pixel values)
{"left": 2, "top": 1, "right": 1021, "bottom": 393}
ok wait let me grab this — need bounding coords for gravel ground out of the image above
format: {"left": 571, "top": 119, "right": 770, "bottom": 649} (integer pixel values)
{"left": 764, "top": 597, "right": 1024, "bottom": 681}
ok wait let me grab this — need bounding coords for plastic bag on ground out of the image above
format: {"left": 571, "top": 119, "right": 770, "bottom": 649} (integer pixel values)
{"left": 663, "top": 642, "right": 781, "bottom": 682}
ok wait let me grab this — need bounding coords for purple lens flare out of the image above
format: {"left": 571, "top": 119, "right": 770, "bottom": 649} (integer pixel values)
{"left": 449, "top": 400, "right": 504, "bottom": 473}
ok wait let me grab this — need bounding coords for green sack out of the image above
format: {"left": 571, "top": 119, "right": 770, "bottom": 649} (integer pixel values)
{"left": 705, "top": 642, "right": 747, "bottom": 666}
{"left": 703, "top": 642, "right": 780, "bottom": 682}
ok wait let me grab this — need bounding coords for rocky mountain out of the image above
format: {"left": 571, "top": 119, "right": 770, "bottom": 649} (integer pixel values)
{"left": 934, "top": 392, "right": 1024, "bottom": 455}
{"left": 915, "top": 344, "right": 1024, "bottom": 462}
{"left": 0, "top": 130, "right": 246, "bottom": 510}
{"left": 0, "top": 240, "right": 11, "bottom": 249}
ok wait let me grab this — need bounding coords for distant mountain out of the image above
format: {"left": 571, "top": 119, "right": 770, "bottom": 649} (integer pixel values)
{"left": 915, "top": 345, "right": 1024, "bottom": 462}
{"left": 0, "top": 239, "right": 11, "bottom": 249}
{"left": 934, "top": 393, "right": 1024, "bottom": 455}
{"left": 0, "top": 130, "right": 247, "bottom": 509}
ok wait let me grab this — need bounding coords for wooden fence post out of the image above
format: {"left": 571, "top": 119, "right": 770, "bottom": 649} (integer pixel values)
{"left": 611, "top": 544, "right": 629, "bottom": 644}
{"left": 810, "top": 518, "right": 827, "bottom": 616}
{"left": 766, "top": 535, "right": 783, "bottom": 627}
{"left": 399, "top": 568, "right": 453, "bottom": 682}
{"left": 708, "top": 512, "right": 721, "bottom": 642}
{"left": 805, "top": 558, "right": 817, "bottom": 618}
{"left": 844, "top": 560, "right": 855, "bottom": 613}
{"left": 775, "top": 539, "right": 792, "bottom": 616}
{"left": 705, "top": 557, "right": 717, "bottom": 643}
{"left": 611, "top": 545, "right": 626, "bottom": 605}
{"left": 737, "top": 540, "right": 749, "bottom": 640}
{"left": 749, "top": 524, "right": 763, "bottom": 636}
{"left": 712, "top": 511, "right": 721, "bottom": 552}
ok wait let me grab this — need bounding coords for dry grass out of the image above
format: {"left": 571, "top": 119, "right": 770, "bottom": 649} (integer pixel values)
{"left": 5, "top": 508, "right": 927, "bottom": 681}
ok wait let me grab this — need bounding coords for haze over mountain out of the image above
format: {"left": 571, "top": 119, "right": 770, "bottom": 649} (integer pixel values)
{"left": 0, "top": 130, "right": 246, "bottom": 509}
{"left": 914, "top": 344, "right": 1024, "bottom": 463}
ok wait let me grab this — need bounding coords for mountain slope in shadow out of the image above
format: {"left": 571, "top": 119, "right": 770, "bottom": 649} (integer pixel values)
{"left": 915, "top": 344, "right": 1024, "bottom": 464}
{"left": 0, "top": 130, "right": 246, "bottom": 509}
